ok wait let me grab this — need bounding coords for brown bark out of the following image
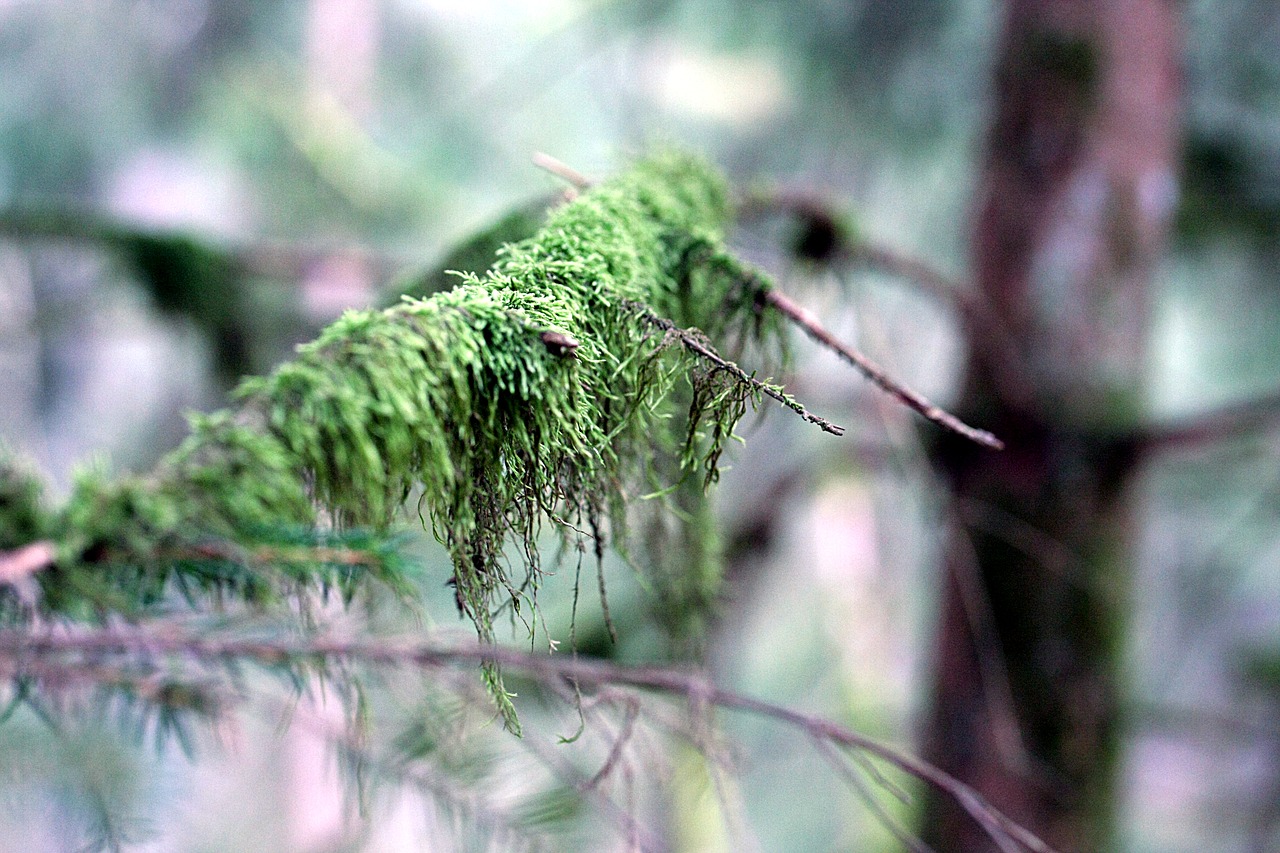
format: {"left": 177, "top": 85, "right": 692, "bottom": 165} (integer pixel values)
{"left": 921, "top": 2, "right": 1180, "bottom": 851}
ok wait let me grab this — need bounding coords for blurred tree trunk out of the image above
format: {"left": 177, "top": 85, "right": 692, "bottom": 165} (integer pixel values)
{"left": 921, "top": 2, "right": 1180, "bottom": 851}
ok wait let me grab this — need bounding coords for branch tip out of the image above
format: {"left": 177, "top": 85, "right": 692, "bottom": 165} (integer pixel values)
{"left": 0, "top": 541, "right": 55, "bottom": 584}
{"left": 627, "top": 303, "right": 845, "bottom": 437}
{"left": 532, "top": 152, "right": 593, "bottom": 190}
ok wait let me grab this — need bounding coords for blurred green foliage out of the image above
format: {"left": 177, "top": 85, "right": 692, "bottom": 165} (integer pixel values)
{"left": 2, "top": 1, "right": 1280, "bottom": 851}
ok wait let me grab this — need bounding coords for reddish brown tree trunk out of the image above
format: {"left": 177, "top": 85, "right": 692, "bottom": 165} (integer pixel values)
{"left": 921, "top": 2, "right": 1180, "bottom": 851}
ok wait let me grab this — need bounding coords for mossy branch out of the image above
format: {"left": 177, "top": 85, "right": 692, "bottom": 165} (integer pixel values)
{"left": 2, "top": 150, "right": 845, "bottom": 730}
{"left": 541, "top": 155, "right": 1003, "bottom": 450}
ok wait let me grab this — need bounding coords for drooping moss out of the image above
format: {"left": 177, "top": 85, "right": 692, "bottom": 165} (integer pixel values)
{"left": 8, "top": 150, "right": 808, "bottom": 730}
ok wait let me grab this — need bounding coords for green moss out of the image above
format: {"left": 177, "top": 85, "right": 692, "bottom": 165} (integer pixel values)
{"left": 8, "top": 150, "right": 802, "bottom": 730}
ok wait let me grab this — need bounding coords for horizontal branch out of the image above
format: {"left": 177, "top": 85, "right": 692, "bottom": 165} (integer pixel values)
{"left": 0, "top": 626, "right": 1055, "bottom": 853}
{"left": 0, "top": 207, "right": 414, "bottom": 284}
{"left": 627, "top": 303, "right": 846, "bottom": 437}
{"left": 0, "top": 539, "right": 394, "bottom": 587}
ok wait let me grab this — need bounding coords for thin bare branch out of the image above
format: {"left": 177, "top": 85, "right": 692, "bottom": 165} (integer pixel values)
{"left": 811, "top": 735, "right": 935, "bottom": 853}
{"left": 0, "top": 626, "right": 1059, "bottom": 853}
{"left": 532, "top": 152, "right": 592, "bottom": 190}
{"left": 582, "top": 697, "right": 640, "bottom": 792}
{"left": 627, "top": 303, "right": 846, "bottom": 437}
{"left": 0, "top": 541, "right": 54, "bottom": 584}
{"left": 514, "top": 708, "right": 662, "bottom": 853}
{"left": 762, "top": 288, "right": 1003, "bottom": 448}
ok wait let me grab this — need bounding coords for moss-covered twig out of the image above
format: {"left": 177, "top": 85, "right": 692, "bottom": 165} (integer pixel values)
{"left": 3, "top": 150, "right": 841, "bottom": 730}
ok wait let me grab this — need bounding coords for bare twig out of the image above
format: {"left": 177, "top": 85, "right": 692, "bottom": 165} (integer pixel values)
{"left": 627, "top": 303, "right": 846, "bottom": 437}
{"left": 811, "top": 735, "right": 935, "bottom": 853}
{"left": 532, "top": 152, "right": 592, "bottom": 190}
{"left": 582, "top": 697, "right": 640, "bottom": 792}
{"left": 516, "top": 711, "right": 660, "bottom": 852}
{"left": 0, "top": 541, "right": 55, "bottom": 584}
{"left": 763, "top": 288, "right": 1003, "bottom": 448}
{"left": 0, "top": 626, "right": 1059, "bottom": 853}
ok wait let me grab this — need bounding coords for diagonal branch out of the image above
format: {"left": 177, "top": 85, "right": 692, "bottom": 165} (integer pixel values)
{"left": 626, "top": 302, "right": 846, "bottom": 436}
{"left": 532, "top": 152, "right": 592, "bottom": 190}
{"left": 762, "top": 288, "right": 1003, "bottom": 448}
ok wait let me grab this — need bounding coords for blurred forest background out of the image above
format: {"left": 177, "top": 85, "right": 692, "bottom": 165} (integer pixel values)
{"left": 2, "top": 1, "right": 1280, "bottom": 851}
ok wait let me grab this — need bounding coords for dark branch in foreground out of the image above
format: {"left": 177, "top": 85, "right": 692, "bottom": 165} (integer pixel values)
{"left": 0, "top": 626, "right": 1056, "bottom": 853}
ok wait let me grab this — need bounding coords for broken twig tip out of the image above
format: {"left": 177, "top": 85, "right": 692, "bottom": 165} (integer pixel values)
{"left": 0, "top": 541, "right": 56, "bottom": 584}
{"left": 971, "top": 430, "right": 1005, "bottom": 451}
{"left": 532, "top": 152, "right": 593, "bottom": 190}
